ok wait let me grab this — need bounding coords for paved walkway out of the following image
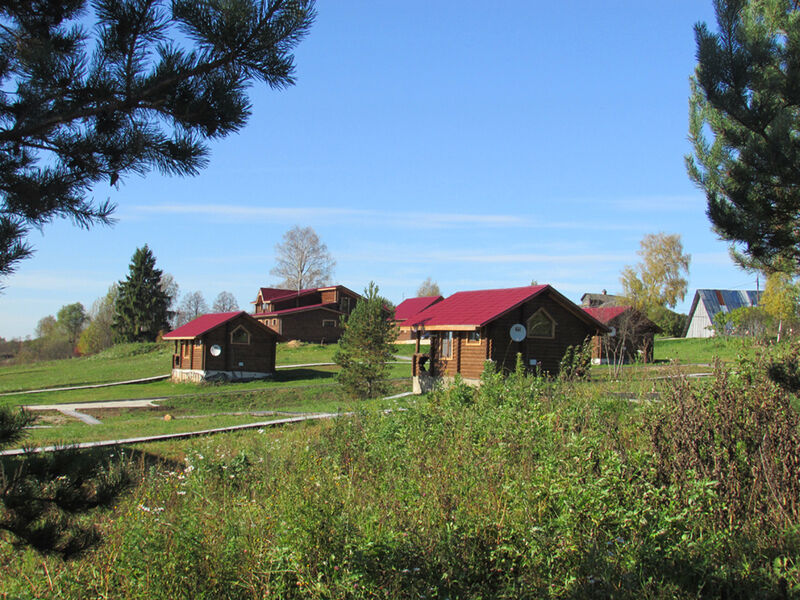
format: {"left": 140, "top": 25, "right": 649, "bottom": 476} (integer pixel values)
{"left": 24, "top": 399, "right": 162, "bottom": 426}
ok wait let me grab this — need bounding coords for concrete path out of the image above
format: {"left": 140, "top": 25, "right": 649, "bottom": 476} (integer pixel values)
{"left": 23, "top": 399, "right": 162, "bottom": 426}
{"left": 58, "top": 409, "right": 103, "bottom": 425}
{"left": 24, "top": 399, "right": 161, "bottom": 411}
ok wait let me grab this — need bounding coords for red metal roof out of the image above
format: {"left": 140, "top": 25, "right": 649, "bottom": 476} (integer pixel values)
{"left": 253, "top": 287, "right": 298, "bottom": 303}
{"left": 394, "top": 296, "right": 443, "bottom": 323}
{"left": 254, "top": 302, "right": 339, "bottom": 317}
{"left": 582, "top": 306, "right": 629, "bottom": 324}
{"left": 163, "top": 312, "right": 244, "bottom": 339}
{"left": 406, "top": 286, "right": 550, "bottom": 328}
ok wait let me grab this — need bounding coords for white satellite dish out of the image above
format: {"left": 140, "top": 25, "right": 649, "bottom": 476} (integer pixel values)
{"left": 510, "top": 323, "right": 526, "bottom": 342}
{"left": 608, "top": 326, "right": 617, "bottom": 338}
{"left": 210, "top": 344, "right": 222, "bottom": 357}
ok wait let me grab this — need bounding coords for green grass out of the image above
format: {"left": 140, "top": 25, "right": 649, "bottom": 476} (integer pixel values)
{"left": 0, "top": 341, "right": 423, "bottom": 396}
{"left": 4, "top": 357, "right": 798, "bottom": 599}
{"left": 654, "top": 335, "right": 753, "bottom": 364}
{"left": 21, "top": 380, "right": 415, "bottom": 446}
{"left": 0, "top": 342, "right": 173, "bottom": 393}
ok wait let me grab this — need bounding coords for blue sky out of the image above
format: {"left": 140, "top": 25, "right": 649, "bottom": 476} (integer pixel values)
{"left": 1, "top": 1, "right": 759, "bottom": 339}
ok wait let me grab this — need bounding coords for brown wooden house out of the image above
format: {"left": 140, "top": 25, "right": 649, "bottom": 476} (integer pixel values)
{"left": 252, "top": 285, "right": 362, "bottom": 344}
{"left": 402, "top": 285, "right": 607, "bottom": 393}
{"left": 583, "top": 306, "right": 661, "bottom": 364}
{"left": 393, "top": 295, "right": 443, "bottom": 342}
{"left": 163, "top": 311, "right": 281, "bottom": 383}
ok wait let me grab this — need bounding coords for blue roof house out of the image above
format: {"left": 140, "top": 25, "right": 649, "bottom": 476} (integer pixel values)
{"left": 684, "top": 289, "right": 762, "bottom": 338}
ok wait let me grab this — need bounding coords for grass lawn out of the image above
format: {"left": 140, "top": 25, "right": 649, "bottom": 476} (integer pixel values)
{"left": 0, "top": 342, "right": 173, "bottom": 393}
{"left": 654, "top": 335, "right": 755, "bottom": 364}
{"left": 21, "top": 379, "right": 415, "bottom": 447}
{"left": 0, "top": 341, "right": 425, "bottom": 396}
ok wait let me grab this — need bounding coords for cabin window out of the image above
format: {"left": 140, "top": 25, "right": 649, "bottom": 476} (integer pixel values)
{"left": 230, "top": 325, "right": 251, "bottom": 345}
{"left": 322, "top": 319, "right": 337, "bottom": 328}
{"left": 271, "top": 319, "right": 278, "bottom": 326}
{"left": 441, "top": 331, "right": 453, "bottom": 359}
{"left": 340, "top": 297, "right": 351, "bottom": 313}
{"left": 467, "top": 331, "right": 481, "bottom": 344}
{"left": 527, "top": 308, "right": 556, "bottom": 338}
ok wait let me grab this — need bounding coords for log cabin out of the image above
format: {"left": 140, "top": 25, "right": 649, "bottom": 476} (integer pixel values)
{"left": 582, "top": 305, "right": 660, "bottom": 364}
{"left": 251, "top": 285, "right": 362, "bottom": 343}
{"left": 393, "top": 295, "right": 443, "bottom": 342}
{"left": 402, "top": 285, "right": 607, "bottom": 393}
{"left": 163, "top": 311, "right": 281, "bottom": 383}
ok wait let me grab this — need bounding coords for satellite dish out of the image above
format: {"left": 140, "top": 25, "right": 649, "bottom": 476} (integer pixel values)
{"left": 608, "top": 327, "right": 617, "bottom": 338}
{"left": 510, "top": 323, "right": 526, "bottom": 342}
{"left": 210, "top": 344, "right": 222, "bottom": 357}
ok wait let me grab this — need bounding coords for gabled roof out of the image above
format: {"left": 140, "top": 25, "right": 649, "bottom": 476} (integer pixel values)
{"left": 254, "top": 302, "right": 341, "bottom": 318}
{"left": 252, "top": 287, "right": 295, "bottom": 303}
{"left": 685, "top": 289, "right": 762, "bottom": 335}
{"left": 580, "top": 292, "right": 623, "bottom": 307}
{"left": 583, "top": 306, "right": 629, "bottom": 322}
{"left": 405, "top": 285, "right": 607, "bottom": 332}
{"left": 252, "top": 284, "right": 362, "bottom": 305}
{"left": 394, "top": 296, "right": 443, "bottom": 323}
{"left": 163, "top": 312, "right": 244, "bottom": 339}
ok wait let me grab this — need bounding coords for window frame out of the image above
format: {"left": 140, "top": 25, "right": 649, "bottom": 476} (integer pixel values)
{"left": 230, "top": 325, "right": 251, "bottom": 345}
{"left": 466, "top": 330, "right": 482, "bottom": 344}
{"left": 441, "top": 331, "right": 454, "bottom": 359}
{"left": 526, "top": 308, "right": 557, "bottom": 339}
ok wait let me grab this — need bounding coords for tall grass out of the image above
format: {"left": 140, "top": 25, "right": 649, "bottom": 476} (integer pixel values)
{"left": 2, "top": 355, "right": 799, "bottom": 598}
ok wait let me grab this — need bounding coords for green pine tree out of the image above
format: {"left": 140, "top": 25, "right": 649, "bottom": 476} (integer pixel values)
{"left": 687, "top": 0, "right": 800, "bottom": 272}
{"left": 113, "top": 245, "right": 170, "bottom": 342}
{"left": 0, "top": 407, "right": 131, "bottom": 558}
{"left": 334, "top": 282, "right": 398, "bottom": 399}
{"left": 0, "top": 0, "right": 315, "bottom": 282}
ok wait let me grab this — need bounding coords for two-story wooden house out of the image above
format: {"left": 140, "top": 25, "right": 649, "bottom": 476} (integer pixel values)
{"left": 252, "top": 285, "right": 362, "bottom": 343}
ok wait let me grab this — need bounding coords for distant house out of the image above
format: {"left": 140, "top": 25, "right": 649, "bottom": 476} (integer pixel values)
{"left": 403, "top": 285, "right": 607, "bottom": 393}
{"left": 251, "top": 285, "right": 362, "bottom": 344}
{"left": 583, "top": 305, "right": 660, "bottom": 364}
{"left": 163, "top": 311, "right": 281, "bottom": 383}
{"left": 684, "top": 289, "right": 762, "bottom": 338}
{"left": 393, "top": 296, "right": 443, "bottom": 342}
{"left": 580, "top": 290, "right": 623, "bottom": 308}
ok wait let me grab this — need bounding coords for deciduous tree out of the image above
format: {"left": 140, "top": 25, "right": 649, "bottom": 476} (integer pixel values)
{"left": 212, "top": 291, "right": 239, "bottom": 313}
{"left": 176, "top": 291, "right": 209, "bottom": 326}
{"left": 271, "top": 226, "right": 335, "bottom": 291}
{"left": 113, "top": 245, "right": 169, "bottom": 342}
{"left": 0, "top": 0, "right": 315, "bottom": 282}
{"left": 57, "top": 302, "right": 87, "bottom": 347}
{"left": 77, "top": 285, "right": 119, "bottom": 355}
{"left": 687, "top": 0, "right": 800, "bottom": 272}
{"left": 621, "top": 233, "right": 691, "bottom": 311}
{"left": 416, "top": 277, "right": 441, "bottom": 297}
{"left": 334, "top": 282, "right": 397, "bottom": 399}
{"left": 761, "top": 272, "right": 800, "bottom": 341}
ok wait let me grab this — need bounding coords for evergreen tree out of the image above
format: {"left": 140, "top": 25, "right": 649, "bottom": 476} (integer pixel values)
{"left": 0, "top": 407, "right": 131, "bottom": 558}
{"left": 0, "top": 0, "right": 315, "bottom": 282}
{"left": 687, "top": 0, "right": 800, "bottom": 272}
{"left": 113, "top": 245, "right": 169, "bottom": 342}
{"left": 334, "top": 282, "right": 397, "bottom": 399}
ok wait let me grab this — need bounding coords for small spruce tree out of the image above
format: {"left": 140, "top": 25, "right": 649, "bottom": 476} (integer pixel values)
{"left": 334, "top": 282, "right": 397, "bottom": 399}
{"left": 113, "top": 245, "right": 170, "bottom": 342}
{"left": 0, "top": 407, "right": 131, "bottom": 557}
